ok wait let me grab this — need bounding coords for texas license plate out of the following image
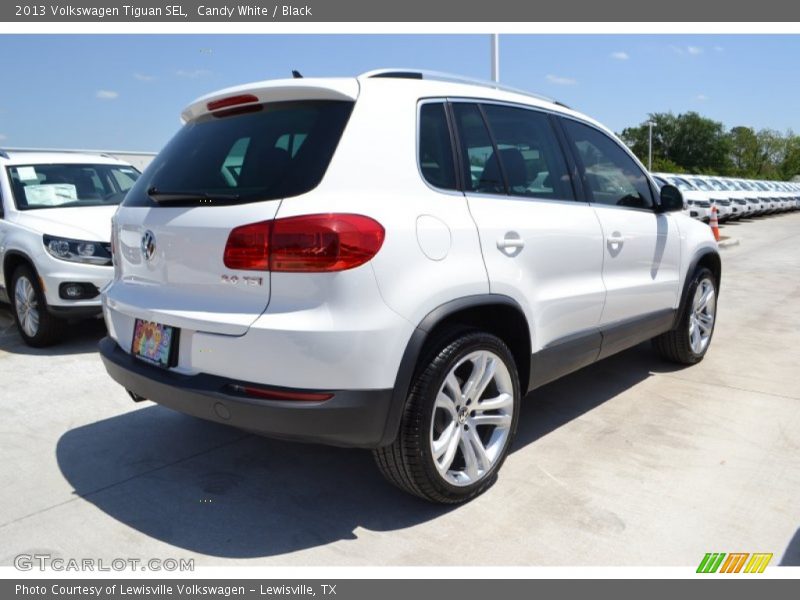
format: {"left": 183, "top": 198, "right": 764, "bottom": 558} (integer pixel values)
{"left": 131, "top": 319, "right": 178, "bottom": 368}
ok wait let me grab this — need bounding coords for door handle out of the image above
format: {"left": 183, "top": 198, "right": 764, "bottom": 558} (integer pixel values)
{"left": 497, "top": 232, "right": 524, "bottom": 255}
{"left": 606, "top": 232, "right": 627, "bottom": 245}
{"left": 606, "top": 231, "right": 626, "bottom": 255}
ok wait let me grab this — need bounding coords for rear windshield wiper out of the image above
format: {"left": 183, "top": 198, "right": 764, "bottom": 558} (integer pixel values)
{"left": 147, "top": 187, "right": 241, "bottom": 203}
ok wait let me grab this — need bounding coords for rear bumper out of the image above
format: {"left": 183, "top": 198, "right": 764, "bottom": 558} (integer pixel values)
{"left": 99, "top": 337, "right": 394, "bottom": 448}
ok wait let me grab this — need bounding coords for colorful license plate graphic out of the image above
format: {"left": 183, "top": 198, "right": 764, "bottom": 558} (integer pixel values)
{"left": 131, "top": 319, "right": 177, "bottom": 368}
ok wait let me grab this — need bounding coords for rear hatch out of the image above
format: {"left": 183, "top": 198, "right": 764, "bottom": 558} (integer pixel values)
{"left": 108, "top": 79, "right": 358, "bottom": 335}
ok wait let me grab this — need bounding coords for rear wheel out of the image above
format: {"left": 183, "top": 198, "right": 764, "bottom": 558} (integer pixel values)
{"left": 11, "top": 265, "right": 65, "bottom": 347}
{"left": 374, "top": 330, "right": 520, "bottom": 503}
{"left": 653, "top": 267, "right": 717, "bottom": 365}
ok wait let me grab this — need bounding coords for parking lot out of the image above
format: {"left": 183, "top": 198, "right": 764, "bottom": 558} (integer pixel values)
{"left": 0, "top": 213, "right": 798, "bottom": 567}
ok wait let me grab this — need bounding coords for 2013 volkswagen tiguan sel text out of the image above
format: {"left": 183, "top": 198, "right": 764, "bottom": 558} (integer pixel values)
{"left": 100, "top": 70, "right": 721, "bottom": 503}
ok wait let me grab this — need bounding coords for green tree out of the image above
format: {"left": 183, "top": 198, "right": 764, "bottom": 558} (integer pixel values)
{"left": 727, "top": 126, "right": 760, "bottom": 176}
{"left": 778, "top": 133, "right": 800, "bottom": 180}
{"left": 621, "top": 112, "right": 731, "bottom": 174}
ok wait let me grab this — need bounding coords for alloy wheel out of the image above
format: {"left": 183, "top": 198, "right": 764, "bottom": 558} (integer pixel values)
{"left": 429, "top": 350, "right": 514, "bottom": 486}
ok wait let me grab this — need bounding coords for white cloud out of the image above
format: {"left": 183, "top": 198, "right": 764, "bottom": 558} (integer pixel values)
{"left": 546, "top": 74, "right": 577, "bottom": 86}
{"left": 611, "top": 51, "right": 629, "bottom": 60}
{"left": 96, "top": 90, "right": 119, "bottom": 100}
{"left": 671, "top": 45, "right": 704, "bottom": 56}
{"left": 134, "top": 73, "right": 155, "bottom": 82}
{"left": 176, "top": 69, "right": 211, "bottom": 78}
{"left": 714, "top": 45, "right": 724, "bottom": 52}
{"left": 696, "top": 94, "right": 709, "bottom": 101}
{"left": 0, "top": 133, "right": 7, "bottom": 141}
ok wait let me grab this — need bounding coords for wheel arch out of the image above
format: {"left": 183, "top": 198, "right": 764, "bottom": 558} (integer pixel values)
{"left": 3, "top": 250, "right": 37, "bottom": 295}
{"left": 673, "top": 247, "right": 721, "bottom": 329}
{"left": 378, "top": 294, "right": 531, "bottom": 447}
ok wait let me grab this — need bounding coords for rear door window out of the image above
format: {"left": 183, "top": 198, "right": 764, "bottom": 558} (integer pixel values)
{"left": 123, "top": 100, "right": 353, "bottom": 207}
{"left": 451, "top": 103, "right": 505, "bottom": 195}
{"left": 481, "top": 104, "right": 575, "bottom": 201}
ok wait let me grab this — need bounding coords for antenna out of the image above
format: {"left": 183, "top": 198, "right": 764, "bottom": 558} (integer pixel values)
{"left": 292, "top": 70, "right": 303, "bottom": 79}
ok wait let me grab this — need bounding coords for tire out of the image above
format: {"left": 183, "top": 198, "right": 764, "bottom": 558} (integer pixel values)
{"left": 10, "top": 265, "right": 65, "bottom": 347}
{"left": 653, "top": 267, "right": 717, "bottom": 365}
{"left": 373, "top": 330, "right": 521, "bottom": 503}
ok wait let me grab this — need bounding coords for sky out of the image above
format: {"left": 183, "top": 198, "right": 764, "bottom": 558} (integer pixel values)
{"left": 1, "top": 34, "right": 799, "bottom": 151}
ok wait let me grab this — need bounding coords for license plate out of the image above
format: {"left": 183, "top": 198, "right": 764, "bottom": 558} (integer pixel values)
{"left": 131, "top": 319, "right": 178, "bottom": 368}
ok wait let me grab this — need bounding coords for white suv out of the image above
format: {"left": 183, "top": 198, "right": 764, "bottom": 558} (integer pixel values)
{"left": 0, "top": 151, "right": 140, "bottom": 346}
{"left": 99, "top": 71, "right": 721, "bottom": 503}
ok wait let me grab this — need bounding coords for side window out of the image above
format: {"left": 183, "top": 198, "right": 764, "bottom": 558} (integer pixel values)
{"left": 481, "top": 104, "right": 575, "bottom": 201}
{"left": 451, "top": 103, "right": 504, "bottom": 194}
{"left": 418, "top": 103, "right": 457, "bottom": 190}
{"left": 562, "top": 119, "right": 654, "bottom": 209}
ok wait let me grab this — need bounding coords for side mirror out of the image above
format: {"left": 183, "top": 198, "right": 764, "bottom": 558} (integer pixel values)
{"left": 658, "top": 184, "right": 684, "bottom": 213}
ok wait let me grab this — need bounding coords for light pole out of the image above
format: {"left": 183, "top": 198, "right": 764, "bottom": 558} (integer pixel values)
{"left": 647, "top": 121, "right": 655, "bottom": 171}
{"left": 491, "top": 34, "right": 499, "bottom": 82}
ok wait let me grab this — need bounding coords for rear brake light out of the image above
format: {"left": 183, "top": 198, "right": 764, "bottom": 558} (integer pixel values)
{"left": 223, "top": 214, "right": 385, "bottom": 272}
{"left": 207, "top": 94, "right": 259, "bottom": 111}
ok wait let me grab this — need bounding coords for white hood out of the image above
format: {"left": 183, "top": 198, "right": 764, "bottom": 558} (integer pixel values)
{"left": 13, "top": 205, "right": 116, "bottom": 242}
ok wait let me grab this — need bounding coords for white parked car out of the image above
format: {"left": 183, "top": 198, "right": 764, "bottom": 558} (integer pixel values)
{"left": 733, "top": 179, "right": 766, "bottom": 216}
{"left": 717, "top": 178, "right": 752, "bottom": 218}
{"left": 652, "top": 173, "right": 712, "bottom": 222}
{"left": 686, "top": 175, "right": 732, "bottom": 221}
{"left": 99, "top": 70, "right": 721, "bottom": 503}
{"left": 0, "top": 151, "right": 140, "bottom": 345}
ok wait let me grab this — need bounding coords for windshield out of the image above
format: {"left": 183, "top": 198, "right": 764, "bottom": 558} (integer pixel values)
{"left": 123, "top": 100, "right": 354, "bottom": 208}
{"left": 7, "top": 163, "right": 140, "bottom": 211}
{"left": 690, "top": 177, "right": 712, "bottom": 191}
{"left": 669, "top": 176, "right": 696, "bottom": 191}
{"left": 707, "top": 178, "right": 726, "bottom": 191}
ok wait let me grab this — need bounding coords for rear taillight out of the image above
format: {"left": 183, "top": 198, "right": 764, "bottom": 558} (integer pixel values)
{"left": 223, "top": 220, "right": 271, "bottom": 270}
{"left": 223, "top": 214, "right": 385, "bottom": 272}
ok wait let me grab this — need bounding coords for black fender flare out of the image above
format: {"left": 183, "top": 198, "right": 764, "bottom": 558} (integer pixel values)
{"left": 376, "top": 294, "right": 529, "bottom": 447}
{"left": 2, "top": 249, "right": 37, "bottom": 290}
{"left": 672, "top": 248, "right": 721, "bottom": 329}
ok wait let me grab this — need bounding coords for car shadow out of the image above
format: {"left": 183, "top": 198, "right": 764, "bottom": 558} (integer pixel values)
{"left": 0, "top": 304, "right": 106, "bottom": 356}
{"left": 56, "top": 342, "right": 669, "bottom": 559}
{"left": 780, "top": 528, "right": 800, "bottom": 565}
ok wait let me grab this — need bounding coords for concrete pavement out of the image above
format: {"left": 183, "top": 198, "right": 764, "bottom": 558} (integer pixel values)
{"left": 0, "top": 214, "right": 798, "bottom": 567}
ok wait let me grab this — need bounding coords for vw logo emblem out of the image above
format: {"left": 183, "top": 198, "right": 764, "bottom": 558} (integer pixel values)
{"left": 141, "top": 230, "right": 156, "bottom": 261}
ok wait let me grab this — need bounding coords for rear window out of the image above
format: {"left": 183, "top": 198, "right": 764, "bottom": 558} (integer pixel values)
{"left": 7, "top": 163, "right": 140, "bottom": 210}
{"left": 123, "top": 100, "right": 353, "bottom": 207}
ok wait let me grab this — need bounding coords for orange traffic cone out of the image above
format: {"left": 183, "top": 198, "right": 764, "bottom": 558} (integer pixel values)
{"left": 709, "top": 206, "right": 721, "bottom": 242}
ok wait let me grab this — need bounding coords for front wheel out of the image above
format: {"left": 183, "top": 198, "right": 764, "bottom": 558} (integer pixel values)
{"left": 11, "top": 265, "right": 65, "bottom": 347}
{"left": 653, "top": 267, "right": 717, "bottom": 365}
{"left": 374, "top": 330, "right": 520, "bottom": 503}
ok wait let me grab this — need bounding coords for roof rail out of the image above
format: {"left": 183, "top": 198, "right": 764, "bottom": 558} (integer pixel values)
{"left": 361, "top": 68, "right": 566, "bottom": 107}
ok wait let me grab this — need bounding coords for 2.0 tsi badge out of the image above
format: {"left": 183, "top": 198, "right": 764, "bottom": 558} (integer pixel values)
{"left": 141, "top": 230, "right": 156, "bottom": 261}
